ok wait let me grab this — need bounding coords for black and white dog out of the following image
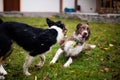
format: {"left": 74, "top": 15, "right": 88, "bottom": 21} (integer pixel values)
{"left": 0, "top": 18, "right": 67, "bottom": 76}
{"left": 50, "top": 23, "right": 96, "bottom": 67}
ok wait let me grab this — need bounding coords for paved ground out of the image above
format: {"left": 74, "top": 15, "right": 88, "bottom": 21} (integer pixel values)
{"left": 0, "top": 12, "right": 120, "bottom": 23}
{"left": 0, "top": 12, "right": 60, "bottom": 17}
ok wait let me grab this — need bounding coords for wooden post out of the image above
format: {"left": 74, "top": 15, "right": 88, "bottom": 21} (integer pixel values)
{"left": 60, "top": 0, "right": 63, "bottom": 13}
{"left": 96, "top": 0, "right": 100, "bottom": 13}
{"left": 110, "top": 0, "right": 112, "bottom": 13}
{"left": 75, "top": 0, "right": 78, "bottom": 12}
{"left": 104, "top": 0, "right": 106, "bottom": 13}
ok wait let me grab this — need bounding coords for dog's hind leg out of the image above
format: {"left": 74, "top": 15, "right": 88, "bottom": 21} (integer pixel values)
{"left": 35, "top": 54, "right": 46, "bottom": 68}
{"left": 2, "top": 48, "right": 13, "bottom": 61}
{"left": 0, "top": 64, "right": 7, "bottom": 76}
{"left": 0, "top": 47, "right": 13, "bottom": 76}
{"left": 23, "top": 55, "right": 35, "bottom": 76}
{"left": 0, "top": 57, "right": 7, "bottom": 76}
{"left": 50, "top": 48, "right": 64, "bottom": 64}
{"left": 83, "top": 44, "right": 96, "bottom": 50}
{"left": 0, "top": 35, "right": 12, "bottom": 78}
{"left": 63, "top": 57, "right": 73, "bottom": 67}
{"left": 0, "top": 58, "right": 5, "bottom": 80}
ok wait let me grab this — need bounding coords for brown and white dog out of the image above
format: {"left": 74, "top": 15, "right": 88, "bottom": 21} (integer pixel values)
{"left": 50, "top": 23, "right": 96, "bottom": 67}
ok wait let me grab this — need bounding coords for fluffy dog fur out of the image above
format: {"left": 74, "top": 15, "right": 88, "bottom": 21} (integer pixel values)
{"left": 50, "top": 23, "right": 96, "bottom": 67}
{"left": 0, "top": 18, "right": 67, "bottom": 77}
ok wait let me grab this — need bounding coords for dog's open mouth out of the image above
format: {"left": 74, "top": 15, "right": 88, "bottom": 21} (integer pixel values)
{"left": 77, "top": 32, "right": 88, "bottom": 41}
{"left": 78, "top": 34, "right": 83, "bottom": 39}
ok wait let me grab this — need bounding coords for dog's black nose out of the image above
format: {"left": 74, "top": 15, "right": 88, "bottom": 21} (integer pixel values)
{"left": 83, "top": 32, "right": 87, "bottom": 38}
{"left": 84, "top": 32, "right": 87, "bottom": 36}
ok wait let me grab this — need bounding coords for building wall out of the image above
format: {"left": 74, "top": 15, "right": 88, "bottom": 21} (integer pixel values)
{"left": 63, "top": 0, "right": 74, "bottom": 10}
{"left": 78, "top": 0, "right": 96, "bottom": 13}
{"left": 21, "top": 0, "right": 60, "bottom": 12}
{"left": 0, "top": 0, "right": 96, "bottom": 13}
{"left": 0, "top": 0, "right": 3, "bottom": 11}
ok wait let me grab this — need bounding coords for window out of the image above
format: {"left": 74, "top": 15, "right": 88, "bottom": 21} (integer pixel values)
{"left": 99, "top": 0, "right": 120, "bottom": 14}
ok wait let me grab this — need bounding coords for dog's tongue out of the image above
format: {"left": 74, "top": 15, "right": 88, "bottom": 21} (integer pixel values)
{"left": 78, "top": 34, "right": 82, "bottom": 38}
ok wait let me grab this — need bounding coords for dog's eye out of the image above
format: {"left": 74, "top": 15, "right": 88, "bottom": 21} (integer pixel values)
{"left": 82, "top": 27, "right": 85, "bottom": 29}
{"left": 87, "top": 27, "right": 89, "bottom": 30}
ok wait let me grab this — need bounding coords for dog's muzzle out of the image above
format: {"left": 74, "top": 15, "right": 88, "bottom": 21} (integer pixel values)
{"left": 82, "top": 31, "right": 88, "bottom": 38}
{"left": 77, "top": 31, "right": 88, "bottom": 41}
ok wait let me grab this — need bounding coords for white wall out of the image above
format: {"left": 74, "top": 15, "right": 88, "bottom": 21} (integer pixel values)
{"left": 78, "top": 0, "right": 96, "bottom": 13}
{"left": 63, "top": 0, "right": 74, "bottom": 9}
{"left": 0, "top": 0, "right": 3, "bottom": 11}
{"left": 0, "top": 0, "right": 96, "bottom": 13}
{"left": 21, "top": 0, "right": 60, "bottom": 12}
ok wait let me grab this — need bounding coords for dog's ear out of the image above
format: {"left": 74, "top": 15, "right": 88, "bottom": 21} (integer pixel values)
{"left": 85, "top": 27, "right": 90, "bottom": 41}
{"left": 76, "top": 23, "right": 82, "bottom": 29}
{"left": 56, "top": 21, "right": 63, "bottom": 27}
{"left": 46, "top": 18, "right": 55, "bottom": 27}
{"left": 87, "top": 23, "right": 89, "bottom": 25}
{"left": 56, "top": 21, "right": 66, "bottom": 30}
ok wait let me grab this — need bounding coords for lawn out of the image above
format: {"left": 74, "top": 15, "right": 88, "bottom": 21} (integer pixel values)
{"left": 0, "top": 17, "right": 120, "bottom": 80}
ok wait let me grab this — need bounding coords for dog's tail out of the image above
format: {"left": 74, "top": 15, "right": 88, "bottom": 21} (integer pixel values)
{"left": 0, "top": 19, "right": 3, "bottom": 24}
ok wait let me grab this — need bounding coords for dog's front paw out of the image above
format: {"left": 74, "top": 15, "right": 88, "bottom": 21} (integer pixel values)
{"left": 0, "top": 68, "right": 7, "bottom": 75}
{"left": 0, "top": 71, "right": 7, "bottom": 76}
{"left": 50, "top": 61, "right": 56, "bottom": 64}
{"left": 63, "top": 64, "right": 70, "bottom": 67}
{"left": 24, "top": 72, "right": 31, "bottom": 76}
{"left": 90, "top": 45, "right": 96, "bottom": 49}
{"left": 0, "top": 76, "right": 5, "bottom": 80}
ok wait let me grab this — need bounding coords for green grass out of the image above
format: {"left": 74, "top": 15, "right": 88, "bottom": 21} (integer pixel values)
{"left": 0, "top": 17, "right": 120, "bottom": 80}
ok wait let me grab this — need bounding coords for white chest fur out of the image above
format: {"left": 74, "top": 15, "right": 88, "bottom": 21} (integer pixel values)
{"left": 64, "top": 41, "right": 85, "bottom": 57}
{"left": 49, "top": 26, "right": 64, "bottom": 43}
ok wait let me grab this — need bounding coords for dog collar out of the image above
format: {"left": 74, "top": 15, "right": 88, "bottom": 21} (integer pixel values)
{"left": 73, "top": 38, "right": 84, "bottom": 45}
